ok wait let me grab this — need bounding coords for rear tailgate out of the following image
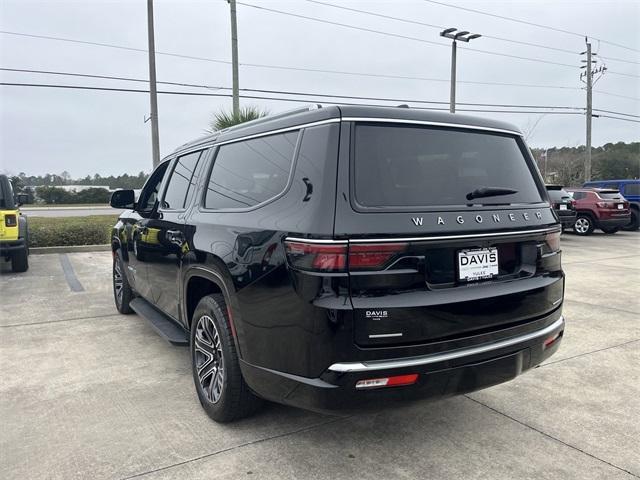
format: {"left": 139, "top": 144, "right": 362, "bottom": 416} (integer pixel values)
{"left": 334, "top": 119, "right": 562, "bottom": 347}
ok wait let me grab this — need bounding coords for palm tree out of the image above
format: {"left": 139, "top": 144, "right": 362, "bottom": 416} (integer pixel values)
{"left": 209, "top": 106, "right": 268, "bottom": 132}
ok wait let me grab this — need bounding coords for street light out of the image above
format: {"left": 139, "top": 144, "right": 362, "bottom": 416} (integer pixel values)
{"left": 440, "top": 28, "right": 482, "bottom": 113}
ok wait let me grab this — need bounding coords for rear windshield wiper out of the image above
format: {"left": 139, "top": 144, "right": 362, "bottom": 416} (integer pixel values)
{"left": 466, "top": 187, "right": 518, "bottom": 201}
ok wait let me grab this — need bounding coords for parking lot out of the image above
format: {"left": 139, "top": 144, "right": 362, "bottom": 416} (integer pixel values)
{"left": 1, "top": 232, "right": 638, "bottom": 480}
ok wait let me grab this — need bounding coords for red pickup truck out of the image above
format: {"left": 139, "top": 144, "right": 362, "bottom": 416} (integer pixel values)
{"left": 566, "top": 188, "right": 631, "bottom": 235}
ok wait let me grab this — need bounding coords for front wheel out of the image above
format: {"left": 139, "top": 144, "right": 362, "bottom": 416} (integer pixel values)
{"left": 573, "top": 215, "right": 594, "bottom": 236}
{"left": 113, "top": 250, "right": 134, "bottom": 314}
{"left": 191, "top": 294, "right": 262, "bottom": 423}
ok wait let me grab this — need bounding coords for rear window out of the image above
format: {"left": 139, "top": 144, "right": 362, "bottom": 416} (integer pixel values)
{"left": 547, "top": 189, "right": 571, "bottom": 201}
{"left": 353, "top": 124, "right": 543, "bottom": 208}
{"left": 623, "top": 183, "right": 640, "bottom": 196}
{"left": 598, "top": 191, "right": 623, "bottom": 200}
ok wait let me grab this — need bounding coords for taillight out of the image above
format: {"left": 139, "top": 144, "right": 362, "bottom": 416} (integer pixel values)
{"left": 5, "top": 214, "right": 17, "bottom": 227}
{"left": 543, "top": 332, "right": 562, "bottom": 349}
{"left": 544, "top": 230, "right": 561, "bottom": 253}
{"left": 284, "top": 241, "right": 347, "bottom": 272}
{"left": 596, "top": 201, "right": 612, "bottom": 209}
{"left": 348, "top": 243, "right": 408, "bottom": 270}
{"left": 355, "top": 374, "right": 419, "bottom": 389}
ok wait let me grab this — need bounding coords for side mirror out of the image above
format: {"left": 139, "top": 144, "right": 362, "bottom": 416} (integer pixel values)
{"left": 15, "top": 193, "right": 29, "bottom": 207}
{"left": 110, "top": 189, "right": 135, "bottom": 209}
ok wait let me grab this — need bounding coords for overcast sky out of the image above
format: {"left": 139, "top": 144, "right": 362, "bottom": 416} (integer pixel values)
{"left": 1, "top": 0, "right": 638, "bottom": 178}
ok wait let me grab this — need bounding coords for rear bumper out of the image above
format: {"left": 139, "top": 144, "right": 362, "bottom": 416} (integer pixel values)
{"left": 0, "top": 238, "right": 26, "bottom": 253}
{"left": 597, "top": 217, "right": 630, "bottom": 229}
{"left": 557, "top": 211, "right": 577, "bottom": 227}
{"left": 241, "top": 314, "right": 564, "bottom": 413}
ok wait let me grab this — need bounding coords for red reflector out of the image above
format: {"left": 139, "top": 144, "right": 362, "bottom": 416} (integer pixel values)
{"left": 349, "top": 243, "right": 407, "bottom": 270}
{"left": 543, "top": 332, "right": 561, "bottom": 349}
{"left": 355, "top": 373, "right": 419, "bottom": 389}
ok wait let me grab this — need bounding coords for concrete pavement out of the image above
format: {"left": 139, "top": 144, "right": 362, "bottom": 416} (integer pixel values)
{"left": 0, "top": 232, "right": 638, "bottom": 479}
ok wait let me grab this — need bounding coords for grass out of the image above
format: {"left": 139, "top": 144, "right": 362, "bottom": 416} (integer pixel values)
{"left": 28, "top": 215, "right": 118, "bottom": 247}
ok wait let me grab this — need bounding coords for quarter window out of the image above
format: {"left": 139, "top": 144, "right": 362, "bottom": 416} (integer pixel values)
{"left": 205, "top": 131, "right": 298, "bottom": 209}
{"left": 162, "top": 150, "right": 203, "bottom": 210}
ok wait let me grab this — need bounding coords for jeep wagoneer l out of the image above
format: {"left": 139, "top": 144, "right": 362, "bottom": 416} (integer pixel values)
{"left": 110, "top": 105, "right": 565, "bottom": 422}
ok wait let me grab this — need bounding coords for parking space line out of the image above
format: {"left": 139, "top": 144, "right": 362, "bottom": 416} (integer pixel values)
{"left": 539, "top": 339, "right": 640, "bottom": 368}
{"left": 59, "top": 253, "right": 85, "bottom": 292}
{"left": 464, "top": 396, "right": 640, "bottom": 478}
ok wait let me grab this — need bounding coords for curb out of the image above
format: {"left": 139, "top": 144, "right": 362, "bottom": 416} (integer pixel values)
{"left": 30, "top": 245, "right": 111, "bottom": 255}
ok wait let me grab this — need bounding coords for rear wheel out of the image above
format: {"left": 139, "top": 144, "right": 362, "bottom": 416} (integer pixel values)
{"left": 623, "top": 209, "right": 639, "bottom": 231}
{"left": 11, "top": 247, "right": 28, "bottom": 272}
{"left": 191, "top": 294, "right": 262, "bottom": 423}
{"left": 113, "top": 250, "right": 134, "bottom": 314}
{"left": 573, "top": 215, "right": 594, "bottom": 236}
{"left": 601, "top": 226, "right": 620, "bottom": 234}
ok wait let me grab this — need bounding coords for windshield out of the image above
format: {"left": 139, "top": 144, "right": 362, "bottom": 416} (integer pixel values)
{"left": 353, "top": 124, "right": 543, "bottom": 208}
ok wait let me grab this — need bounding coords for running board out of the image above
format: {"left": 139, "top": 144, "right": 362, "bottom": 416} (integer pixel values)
{"left": 130, "top": 297, "right": 189, "bottom": 346}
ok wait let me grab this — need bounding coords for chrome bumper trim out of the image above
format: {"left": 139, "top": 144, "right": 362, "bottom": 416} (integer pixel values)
{"left": 328, "top": 316, "right": 565, "bottom": 373}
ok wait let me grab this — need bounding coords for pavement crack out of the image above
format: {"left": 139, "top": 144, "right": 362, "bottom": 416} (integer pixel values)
{"left": 464, "top": 395, "right": 639, "bottom": 478}
{"left": 119, "top": 415, "right": 352, "bottom": 480}
{"left": 539, "top": 339, "right": 640, "bottom": 368}
{"left": 0, "top": 312, "right": 120, "bottom": 328}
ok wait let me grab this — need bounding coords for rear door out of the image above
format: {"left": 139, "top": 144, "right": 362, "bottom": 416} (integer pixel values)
{"left": 334, "top": 120, "right": 562, "bottom": 347}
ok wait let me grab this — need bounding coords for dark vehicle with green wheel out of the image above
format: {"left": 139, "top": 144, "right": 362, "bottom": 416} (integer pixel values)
{"left": 110, "top": 105, "right": 565, "bottom": 423}
{"left": 0, "top": 175, "right": 29, "bottom": 272}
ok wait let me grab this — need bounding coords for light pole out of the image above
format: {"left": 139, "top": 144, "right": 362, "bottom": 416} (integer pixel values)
{"left": 440, "top": 28, "right": 481, "bottom": 113}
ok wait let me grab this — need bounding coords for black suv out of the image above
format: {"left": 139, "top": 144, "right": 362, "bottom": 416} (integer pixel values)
{"left": 546, "top": 185, "right": 577, "bottom": 230}
{"left": 110, "top": 105, "right": 565, "bottom": 422}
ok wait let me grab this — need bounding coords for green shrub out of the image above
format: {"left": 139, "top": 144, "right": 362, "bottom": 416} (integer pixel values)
{"left": 27, "top": 215, "right": 119, "bottom": 247}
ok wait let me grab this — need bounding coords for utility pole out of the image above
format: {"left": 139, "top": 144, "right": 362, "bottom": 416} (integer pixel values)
{"left": 584, "top": 40, "right": 593, "bottom": 182}
{"left": 229, "top": 0, "right": 240, "bottom": 117}
{"left": 146, "top": 0, "right": 160, "bottom": 168}
{"left": 440, "top": 28, "right": 481, "bottom": 113}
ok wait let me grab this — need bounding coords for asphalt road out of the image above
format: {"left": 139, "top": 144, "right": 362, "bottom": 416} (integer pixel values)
{"left": 21, "top": 206, "right": 124, "bottom": 217}
{"left": 1, "top": 232, "right": 638, "bottom": 480}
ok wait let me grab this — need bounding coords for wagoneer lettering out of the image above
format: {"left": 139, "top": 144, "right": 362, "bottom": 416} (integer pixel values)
{"left": 109, "top": 105, "right": 565, "bottom": 423}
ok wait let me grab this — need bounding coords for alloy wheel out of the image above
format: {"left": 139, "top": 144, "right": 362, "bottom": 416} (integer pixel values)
{"left": 574, "top": 218, "right": 590, "bottom": 234}
{"left": 194, "top": 315, "right": 225, "bottom": 403}
{"left": 113, "top": 259, "right": 124, "bottom": 305}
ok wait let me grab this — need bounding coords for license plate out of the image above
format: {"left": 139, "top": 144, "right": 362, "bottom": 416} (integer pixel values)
{"left": 559, "top": 204, "right": 567, "bottom": 210}
{"left": 617, "top": 204, "right": 624, "bottom": 210}
{"left": 458, "top": 248, "right": 499, "bottom": 282}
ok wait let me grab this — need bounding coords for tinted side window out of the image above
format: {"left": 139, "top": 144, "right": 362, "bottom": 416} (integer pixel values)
{"left": 205, "top": 131, "right": 298, "bottom": 209}
{"left": 138, "top": 161, "right": 170, "bottom": 212}
{"left": 623, "top": 183, "right": 640, "bottom": 196}
{"left": 162, "top": 150, "right": 203, "bottom": 209}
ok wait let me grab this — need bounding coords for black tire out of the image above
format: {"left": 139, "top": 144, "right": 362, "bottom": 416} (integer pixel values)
{"left": 11, "top": 247, "right": 28, "bottom": 272}
{"left": 113, "top": 250, "right": 134, "bottom": 314}
{"left": 191, "top": 294, "right": 262, "bottom": 423}
{"left": 573, "top": 215, "right": 594, "bottom": 236}
{"left": 601, "top": 227, "right": 620, "bottom": 234}
{"left": 623, "top": 209, "right": 639, "bottom": 231}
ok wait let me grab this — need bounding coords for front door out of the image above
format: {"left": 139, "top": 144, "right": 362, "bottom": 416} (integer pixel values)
{"left": 143, "top": 149, "right": 207, "bottom": 322}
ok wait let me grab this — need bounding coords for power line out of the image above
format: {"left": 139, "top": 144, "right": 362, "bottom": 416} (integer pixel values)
{"left": 306, "top": 0, "right": 577, "bottom": 55}
{"left": 0, "top": 81, "right": 593, "bottom": 115}
{"left": 593, "top": 108, "right": 640, "bottom": 119}
{"left": 0, "top": 68, "right": 589, "bottom": 110}
{"left": 596, "top": 114, "right": 640, "bottom": 124}
{"left": 236, "top": 2, "right": 582, "bottom": 69}
{"left": 421, "top": 0, "right": 640, "bottom": 54}
{"left": 3, "top": 30, "right": 638, "bottom": 87}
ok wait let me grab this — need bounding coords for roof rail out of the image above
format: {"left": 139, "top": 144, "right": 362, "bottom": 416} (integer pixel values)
{"left": 215, "top": 104, "right": 323, "bottom": 135}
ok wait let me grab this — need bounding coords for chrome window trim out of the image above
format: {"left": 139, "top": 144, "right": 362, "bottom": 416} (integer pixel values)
{"left": 342, "top": 117, "right": 522, "bottom": 136}
{"left": 285, "top": 237, "right": 348, "bottom": 244}
{"left": 329, "top": 316, "right": 565, "bottom": 373}
{"left": 213, "top": 118, "right": 340, "bottom": 147}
